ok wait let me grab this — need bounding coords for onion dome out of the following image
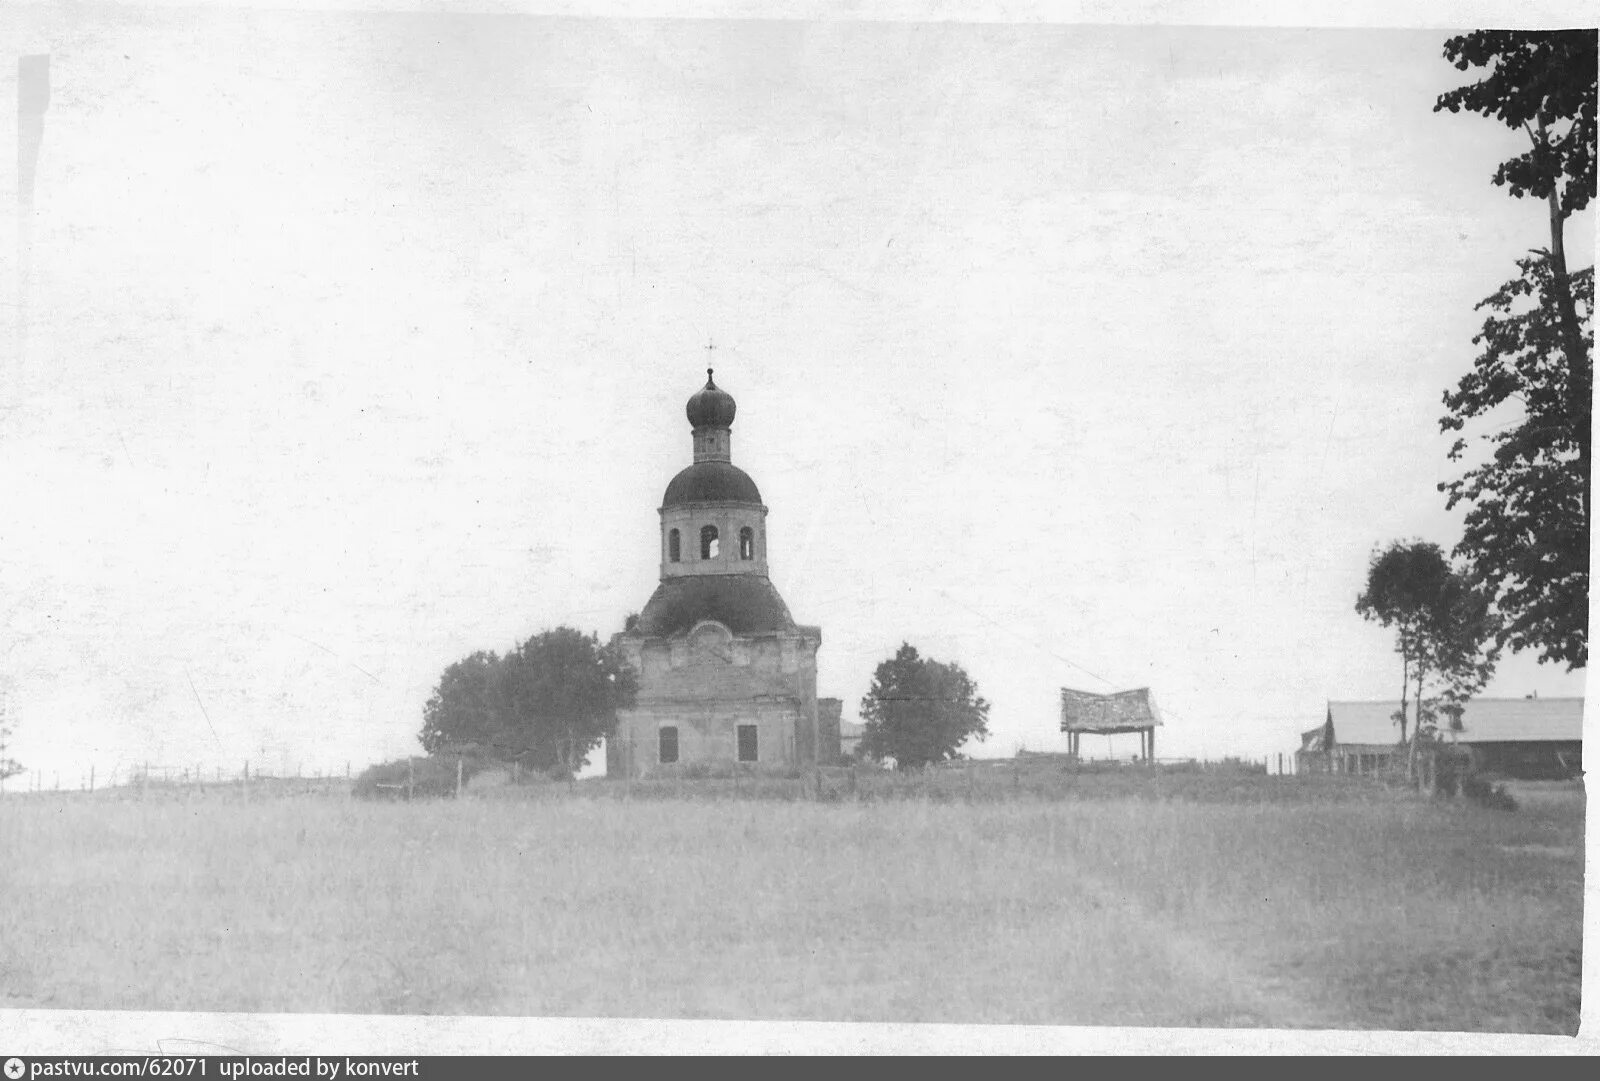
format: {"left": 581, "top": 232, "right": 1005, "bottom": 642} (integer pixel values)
{"left": 686, "top": 369, "right": 737, "bottom": 429}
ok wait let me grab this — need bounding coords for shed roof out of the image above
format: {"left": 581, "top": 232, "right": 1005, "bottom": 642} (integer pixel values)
{"left": 1326, "top": 697, "right": 1583, "bottom": 747}
{"left": 1060, "top": 687, "right": 1162, "bottom": 734}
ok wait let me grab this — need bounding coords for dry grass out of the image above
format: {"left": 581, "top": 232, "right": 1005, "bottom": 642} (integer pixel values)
{"left": 0, "top": 774, "right": 1582, "bottom": 1032}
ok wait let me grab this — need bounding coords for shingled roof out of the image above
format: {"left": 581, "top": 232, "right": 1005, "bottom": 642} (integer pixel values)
{"left": 1060, "top": 687, "right": 1162, "bottom": 734}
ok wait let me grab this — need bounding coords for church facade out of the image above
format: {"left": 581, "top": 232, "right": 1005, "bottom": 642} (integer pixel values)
{"left": 607, "top": 371, "right": 838, "bottom": 777}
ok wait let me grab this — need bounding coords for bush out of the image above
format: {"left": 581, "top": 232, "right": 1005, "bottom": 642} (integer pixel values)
{"left": 1460, "top": 773, "right": 1519, "bottom": 812}
{"left": 352, "top": 755, "right": 491, "bottom": 800}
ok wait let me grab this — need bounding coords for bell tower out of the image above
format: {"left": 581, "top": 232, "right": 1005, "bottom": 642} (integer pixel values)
{"left": 658, "top": 369, "right": 770, "bottom": 580}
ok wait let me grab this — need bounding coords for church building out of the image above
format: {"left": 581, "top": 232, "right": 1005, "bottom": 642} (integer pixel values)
{"left": 607, "top": 371, "right": 838, "bottom": 777}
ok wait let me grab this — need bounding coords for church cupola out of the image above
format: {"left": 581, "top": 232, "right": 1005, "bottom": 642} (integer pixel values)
{"left": 655, "top": 369, "right": 770, "bottom": 581}
{"left": 687, "top": 369, "right": 736, "bottom": 462}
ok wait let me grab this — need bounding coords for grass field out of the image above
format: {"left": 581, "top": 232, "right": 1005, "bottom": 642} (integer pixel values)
{"left": 0, "top": 769, "right": 1583, "bottom": 1033}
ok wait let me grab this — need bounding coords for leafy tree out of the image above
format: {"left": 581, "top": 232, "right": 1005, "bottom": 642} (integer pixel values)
{"left": 857, "top": 643, "right": 990, "bottom": 771}
{"left": 1435, "top": 30, "right": 1595, "bottom": 669}
{"left": 419, "top": 650, "right": 504, "bottom": 756}
{"left": 419, "top": 627, "right": 637, "bottom": 774}
{"left": 1435, "top": 31, "right": 1595, "bottom": 217}
{"left": 496, "top": 628, "right": 638, "bottom": 773}
{"left": 1440, "top": 258, "right": 1592, "bottom": 669}
{"left": 1356, "top": 541, "right": 1499, "bottom": 778}
{"left": 1427, "top": 571, "right": 1502, "bottom": 736}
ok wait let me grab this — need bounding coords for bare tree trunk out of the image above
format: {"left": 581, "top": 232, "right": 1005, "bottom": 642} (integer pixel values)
{"left": 1407, "top": 659, "right": 1427, "bottom": 783}
{"left": 1396, "top": 651, "right": 1410, "bottom": 745}
{"left": 1538, "top": 119, "right": 1591, "bottom": 536}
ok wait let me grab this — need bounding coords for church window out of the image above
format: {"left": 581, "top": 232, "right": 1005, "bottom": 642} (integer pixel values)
{"left": 737, "top": 724, "right": 759, "bottom": 763}
{"left": 739, "top": 526, "right": 754, "bottom": 560}
{"left": 658, "top": 726, "right": 679, "bottom": 764}
{"left": 700, "top": 525, "right": 719, "bottom": 560}
{"left": 668, "top": 529, "right": 680, "bottom": 563}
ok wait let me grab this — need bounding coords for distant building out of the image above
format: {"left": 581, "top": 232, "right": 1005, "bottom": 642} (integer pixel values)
{"left": 607, "top": 371, "right": 837, "bottom": 777}
{"left": 1297, "top": 697, "right": 1583, "bottom": 779}
{"left": 839, "top": 718, "right": 865, "bottom": 760}
{"left": 1060, "top": 687, "right": 1162, "bottom": 761}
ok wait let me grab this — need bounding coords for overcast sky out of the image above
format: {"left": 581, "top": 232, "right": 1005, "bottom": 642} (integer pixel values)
{"left": 1, "top": 3, "right": 1591, "bottom": 783}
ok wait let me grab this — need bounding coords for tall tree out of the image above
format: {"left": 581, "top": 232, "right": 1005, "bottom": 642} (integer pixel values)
{"left": 1434, "top": 30, "right": 1595, "bottom": 669}
{"left": 419, "top": 628, "right": 637, "bottom": 774}
{"left": 1357, "top": 541, "right": 1499, "bottom": 777}
{"left": 1440, "top": 260, "right": 1591, "bottom": 667}
{"left": 495, "top": 628, "right": 638, "bottom": 773}
{"left": 1357, "top": 541, "right": 1451, "bottom": 747}
{"left": 419, "top": 650, "right": 504, "bottom": 756}
{"left": 858, "top": 643, "right": 990, "bottom": 771}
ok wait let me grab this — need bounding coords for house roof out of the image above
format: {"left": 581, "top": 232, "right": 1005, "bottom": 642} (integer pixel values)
{"left": 1300, "top": 724, "right": 1330, "bottom": 752}
{"left": 1324, "top": 701, "right": 1408, "bottom": 747}
{"left": 1326, "top": 697, "right": 1583, "bottom": 747}
{"left": 1060, "top": 687, "right": 1162, "bottom": 733}
{"left": 1453, "top": 697, "right": 1584, "bottom": 743}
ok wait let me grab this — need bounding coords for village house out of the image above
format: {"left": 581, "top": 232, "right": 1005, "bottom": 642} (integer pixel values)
{"left": 1297, "top": 697, "right": 1584, "bottom": 779}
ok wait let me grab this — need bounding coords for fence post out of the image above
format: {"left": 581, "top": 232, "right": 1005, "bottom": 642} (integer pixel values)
{"left": 407, "top": 757, "right": 415, "bottom": 801}
{"left": 456, "top": 756, "right": 463, "bottom": 799}
{"left": 89, "top": 765, "right": 95, "bottom": 793}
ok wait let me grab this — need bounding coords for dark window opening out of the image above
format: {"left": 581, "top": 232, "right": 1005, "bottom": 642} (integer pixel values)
{"left": 668, "top": 529, "right": 680, "bottom": 563}
{"left": 737, "top": 724, "right": 758, "bottom": 763}
{"left": 700, "top": 525, "right": 719, "bottom": 560}
{"left": 739, "top": 526, "right": 754, "bottom": 560}
{"left": 659, "top": 726, "right": 679, "bottom": 764}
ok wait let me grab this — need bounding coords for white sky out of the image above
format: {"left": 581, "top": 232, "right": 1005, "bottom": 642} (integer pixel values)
{"left": 0, "top": 2, "right": 1592, "bottom": 784}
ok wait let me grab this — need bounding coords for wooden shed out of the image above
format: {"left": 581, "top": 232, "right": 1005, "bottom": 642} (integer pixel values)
{"left": 1060, "top": 687, "right": 1162, "bottom": 761}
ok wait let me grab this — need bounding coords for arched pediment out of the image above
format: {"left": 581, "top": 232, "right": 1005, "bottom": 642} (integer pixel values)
{"left": 688, "top": 619, "right": 734, "bottom": 646}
